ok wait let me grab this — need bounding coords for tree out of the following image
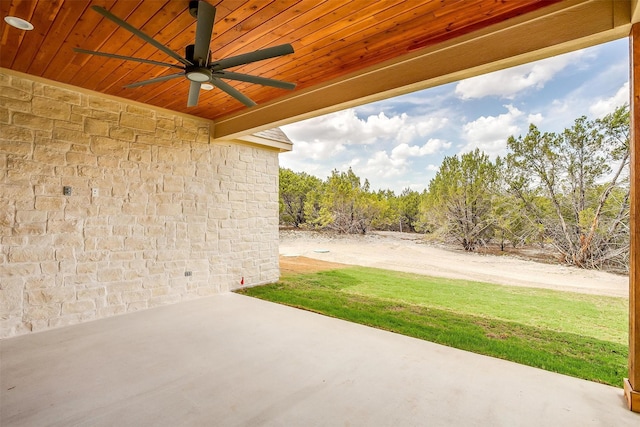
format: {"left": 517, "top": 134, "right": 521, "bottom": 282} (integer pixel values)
{"left": 423, "top": 149, "right": 499, "bottom": 251}
{"left": 397, "top": 188, "right": 422, "bottom": 232}
{"left": 316, "top": 168, "right": 381, "bottom": 234}
{"left": 506, "top": 105, "right": 630, "bottom": 269}
{"left": 279, "top": 168, "right": 322, "bottom": 227}
{"left": 371, "top": 189, "right": 399, "bottom": 231}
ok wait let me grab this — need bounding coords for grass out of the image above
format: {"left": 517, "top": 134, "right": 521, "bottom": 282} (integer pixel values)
{"left": 237, "top": 266, "right": 628, "bottom": 387}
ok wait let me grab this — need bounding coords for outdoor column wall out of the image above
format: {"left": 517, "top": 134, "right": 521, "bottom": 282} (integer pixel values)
{"left": 625, "top": 22, "right": 640, "bottom": 413}
{"left": 0, "top": 70, "right": 280, "bottom": 338}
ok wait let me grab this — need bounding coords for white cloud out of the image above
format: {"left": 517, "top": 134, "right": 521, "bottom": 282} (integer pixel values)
{"left": 395, "top": 117, "right": 449, "bottom": 144}
{"left": 589, "top": 82, "right": 629, "bottom": 118}
{"left": 350, "top": 139, "right": 453, "bottom": 185}
{"left": 392, "top": 139, "right": 451, "bottom": 160}
{"left": 539, "top": 78, "right": 628, "bottom": 132}
{"left": 284, "top": 139, "right": 346, "bottom": 161}
{"left": 283, "top": 108, "right": 450, "bottom": 151}
{"left": 459, "top": 104, "right": 524, "bottom": 156}
{"left": 282, "top": 109, "right": 407, "bottom": 147}
{"left": 365, "top": 151, "right": 405, "bottom": 177}
{"left": 527, "top": 113, "right": 544, "bottom": 126}
{"left": 455, "top": 50, "right": 586, "bottom": 100}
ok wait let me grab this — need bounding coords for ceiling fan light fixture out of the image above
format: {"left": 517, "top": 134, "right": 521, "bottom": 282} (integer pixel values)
{"left": 4, "top": 16, "right": 34, "bottom": 30}
{"left": 186, "top": 67, "right": 211, "bottom": 82}
{"left": 201, "top": 83, "right": 214, "bottom": 90}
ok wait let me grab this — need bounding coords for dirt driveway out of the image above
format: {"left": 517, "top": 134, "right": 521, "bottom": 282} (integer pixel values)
{"left": 279, "top": 230, "right": 629, "bottom": 298}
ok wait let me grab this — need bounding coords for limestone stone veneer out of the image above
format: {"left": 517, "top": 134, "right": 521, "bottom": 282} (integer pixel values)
{"left": 0, "top": 70, "right": 281, "bottom": 338}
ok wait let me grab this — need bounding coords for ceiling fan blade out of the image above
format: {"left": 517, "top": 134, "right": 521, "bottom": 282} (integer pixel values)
{"left": 123, "top": 72, "right": 184, "bottom": 88}
{"left": 90, "top": 5, "right": 192, "bottom": 66}
{"left": 211, "top": 44, "right": 294, "bottom": 71}
{"left": 187, "top": 81, "right": 201, "bottom": 107}
{"left": 210, "top": 78, "right": 257, "bottom": 107}
{"left": 215, "top": 71, "right": 296, "bottom": 90}
{"left": 193, "top": 1, "right": 216, "bottom": 65}
{"left": 73, "top": 48, "right": 184, "bottom": 69}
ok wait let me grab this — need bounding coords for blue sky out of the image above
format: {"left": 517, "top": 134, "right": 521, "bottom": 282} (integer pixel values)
{"left": 280, "top": 38, "right": 630, "bottom": 194}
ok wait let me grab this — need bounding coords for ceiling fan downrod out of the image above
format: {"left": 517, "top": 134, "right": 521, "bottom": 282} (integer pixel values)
{"left": 185, "top": 44, "right": 211, "bottom": 82}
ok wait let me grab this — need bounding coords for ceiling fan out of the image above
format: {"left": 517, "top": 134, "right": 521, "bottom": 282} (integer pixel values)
{"left": 74, "top": 1, "right": 296, "bottom": 108}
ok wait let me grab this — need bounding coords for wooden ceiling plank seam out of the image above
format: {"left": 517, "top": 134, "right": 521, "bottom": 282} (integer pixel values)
{"left": 75, "top": 0, "right": 175, "bottom": 87}
{"left": 205, "top": 0, "right": 391, "bottom": 87}
{"left": 294, "top": 0, "right": 410, "bottom": 48}
{"left": 211, "top": 0, "right": 412, "bottom": 92}
{"left": 408, "top": 1, "right": 565, "bottom": 51}
{"left": 204, "top": 0, "right": 276, "bottom": 51}
{"left": 272, "top": 0, "right": 387, "bottom": 50}
{"left": 43, "top": 0, "right": 120, "bottom": 80}
{"left": 5, "top": 0, "right": 58, "bottom": 70}
{"left": 337, "top": 1, "right": 546, "bottom": 69}
{"left": 404, "top": 0, "right": 564, "bottom": 52}
{"left": 288, "top": 0, "right": 552, "bottom": 88}
{"left": 68, "top": 0, "right": 156, "bottom": 87}
{"left": 26, "top": 2, "right": 91, "bottom": 75}
{"left": 94, "top": 1, "right": 193, "bottom": 93}
{"left": 225, "top": 0, "right": 480, "bottom": 85}
{"left": 54, "top": 0, "right": 139, "bottom": 83}
{"left": 205, "top": 0, "right": 301, "bottom": 61}
{"left": 40, "top": 2, "right": 103, "bottom": 81}
{"left": 264, "top": 0, "right": 340, "bottom": 41}
{"left": 335, "top": 0, "right": 547, "bottom": 66}
{"left": 2, "top": 0, "right": 37, "bottom": 65}
{"left": 233, "top": 0, "right": 487, "bottom": 88}
{"left": 202, "top": 0, "right": 317, "bottom": 76}
{"left": 72, "top": 0, "right": 174, "bottom": 89}
{"left": 432, "top": 0, "right": 483, "bottom": 19}
{"left": 0, "top": 0, "right": 38, "bottom": 67}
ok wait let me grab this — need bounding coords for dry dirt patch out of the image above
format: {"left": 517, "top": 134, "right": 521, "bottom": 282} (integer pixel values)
{"left": 279, "top": 230, "right": 629, "bottom": 297}
{"left": 280, "top": 256, "right": 348, "bottom": 274}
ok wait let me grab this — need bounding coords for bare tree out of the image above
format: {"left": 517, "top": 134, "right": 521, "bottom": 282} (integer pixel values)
{"left": 506, "top": 105, "right": 629, "bottom": 270}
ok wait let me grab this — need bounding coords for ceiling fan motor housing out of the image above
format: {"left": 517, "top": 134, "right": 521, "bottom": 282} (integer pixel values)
{"left": 188, "top": 1, "right": 200, "bottom": 18}
{"left": 185, "top": 44, "right": 209, "bottom": 66}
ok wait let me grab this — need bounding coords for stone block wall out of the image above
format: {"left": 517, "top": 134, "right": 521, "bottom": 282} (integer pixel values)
{"left": 0, "top": 71, "right": 280, "bottom": 338}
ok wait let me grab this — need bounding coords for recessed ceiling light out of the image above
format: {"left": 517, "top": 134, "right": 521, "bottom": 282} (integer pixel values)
{"left": 201, "top": 83, "right": 214, "bottom": 90}
{"left": 4, "top": 16, "right": 34, "bottom": 31}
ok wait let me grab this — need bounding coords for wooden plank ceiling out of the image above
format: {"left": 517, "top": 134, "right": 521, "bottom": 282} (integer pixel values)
{"left": 1, "top": 0, "right": 560, "bottom": 122}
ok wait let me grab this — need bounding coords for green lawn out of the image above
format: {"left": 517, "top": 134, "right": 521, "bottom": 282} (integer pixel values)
{"left": 237, "top": 266, "right": 628, "bottom": 387}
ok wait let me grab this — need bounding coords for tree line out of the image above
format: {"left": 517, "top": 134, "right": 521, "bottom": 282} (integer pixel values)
{"left": 279, "top": 105, "right": 630, "bottom": 271}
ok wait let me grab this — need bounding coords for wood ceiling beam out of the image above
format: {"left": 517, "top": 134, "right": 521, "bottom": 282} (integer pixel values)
{"left": 212, "top": 0, "right": 632, "bottom": 141}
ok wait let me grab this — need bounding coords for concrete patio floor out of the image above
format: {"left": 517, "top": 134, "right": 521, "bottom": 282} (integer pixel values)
{"left": 1, "top": 293, "right": 638, "bottom": 426}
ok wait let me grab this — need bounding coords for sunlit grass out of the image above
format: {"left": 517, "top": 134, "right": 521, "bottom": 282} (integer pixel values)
{"left": 237, "top": 266, "right": 628, "bottom": 387}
